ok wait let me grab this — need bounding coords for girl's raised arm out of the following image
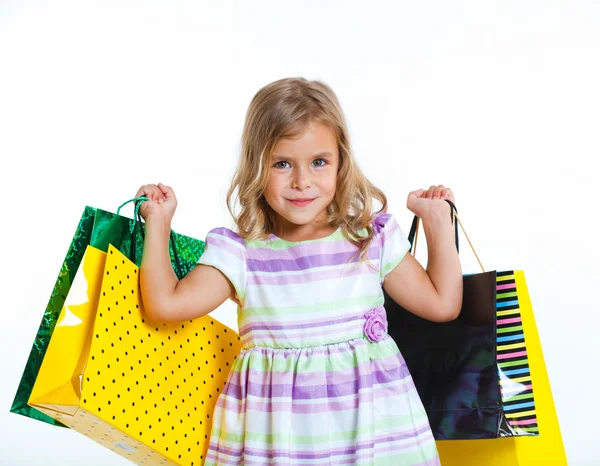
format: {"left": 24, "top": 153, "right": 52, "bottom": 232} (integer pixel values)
{"left": 140, "top": 215, "right": 235, "bottom": 322}
{"left": 383, "top": 194, "right": 463, "bottom": 322}
{"left": 135, "top": 183, "right": 235, "bottom": 322}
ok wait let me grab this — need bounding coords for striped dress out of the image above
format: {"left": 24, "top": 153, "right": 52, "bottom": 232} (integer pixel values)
{"left": 196, "top": 212, "right": 440, "bottom": 465}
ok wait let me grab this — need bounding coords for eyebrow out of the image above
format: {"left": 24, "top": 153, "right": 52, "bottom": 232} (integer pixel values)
{"left": 272, "top": 152, "right": 334, "bottom": 160}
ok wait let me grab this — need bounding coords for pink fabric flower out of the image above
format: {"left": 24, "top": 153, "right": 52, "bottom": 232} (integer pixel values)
{"left": 372, "top": 212, "right": 390, "bottom": 235}
{"left": 364, "top": 306, "right": 388, "bottom": 342}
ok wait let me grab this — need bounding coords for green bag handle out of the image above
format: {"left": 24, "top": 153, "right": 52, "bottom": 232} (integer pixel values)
{"left": 116, "top": 197, "right": 183, "bottom": 276}
{"left": 116, "top": 196, "right": 149, "bottom": 232}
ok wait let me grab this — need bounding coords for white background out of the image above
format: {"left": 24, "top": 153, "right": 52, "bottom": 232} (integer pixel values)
{"left": 1, "top": 1, "right": 598, "bottom": 464}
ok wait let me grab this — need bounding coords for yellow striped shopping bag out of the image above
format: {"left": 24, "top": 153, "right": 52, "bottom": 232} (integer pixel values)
{"left": 385, "top": 201, "right": 567, "bottom": 464}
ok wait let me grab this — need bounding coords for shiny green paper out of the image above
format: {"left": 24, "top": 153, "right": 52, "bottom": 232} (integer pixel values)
{"left": 10, "top": 205, "right": 205, "bottom": 427}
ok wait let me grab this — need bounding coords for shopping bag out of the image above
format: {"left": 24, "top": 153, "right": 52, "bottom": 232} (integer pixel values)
{"left": 29, "top": 244, "right": 242, "bottom": 465}
{"left": 11, "top": 199, "right": 204, "bottom": 427}
{"left": 383, "top": 202, "right": 567, "bottom": 462}
{"left": 435, "top": 271, "right": 567, "bottom": 465}
{"left": 11, "top": 206, "right": 96, "bottom": 427}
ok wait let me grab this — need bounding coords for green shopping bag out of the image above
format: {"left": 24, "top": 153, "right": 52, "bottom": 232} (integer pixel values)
{"left": 10, "top": 198, "right": 205, "bottom": 427}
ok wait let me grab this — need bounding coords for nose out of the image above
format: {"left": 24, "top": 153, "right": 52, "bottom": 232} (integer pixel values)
{"left": 292, "top": 165, "right": 311, "bottom": 190}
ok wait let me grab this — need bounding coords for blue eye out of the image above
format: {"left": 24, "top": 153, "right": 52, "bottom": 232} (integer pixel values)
{"left": 273, "top": 158, "right": 327, "bottom": 168}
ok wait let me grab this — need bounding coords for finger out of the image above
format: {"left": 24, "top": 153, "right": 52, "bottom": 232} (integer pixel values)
{"left": 142, "top": 184, "right": 155, "bottom": 201}
{"left": 157, "top": 183, "right": 170, "bottom": 198}
{"left": 433, "top": 185, "right": 445, "bottom": 199}
{"left": 138, "top": 185, "right": 151, "bottom": 200}
{"left": 408, "top": 189, "right": 425, "bottom": 199}
{"left": 158, "top": 183, "right": 176, "bottom": 202}
{"left": 143, "top": 184, "right": 161, "bottom": 202}
{"left": 427, "top": 186, "right": 437, "bottom": 199}
{"left": 154, "top": 183, "right": 166, "bottom": 202}
{"left": 152, "top": 185, "right": 163, "bottom": 202}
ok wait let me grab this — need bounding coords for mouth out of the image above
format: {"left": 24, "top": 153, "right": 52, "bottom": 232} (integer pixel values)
{"left": 287, "top": 198, "right": 315, "bottom": 207}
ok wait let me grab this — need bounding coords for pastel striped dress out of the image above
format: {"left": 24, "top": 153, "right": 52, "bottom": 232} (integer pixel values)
{"left": 196, "top": 212, "right": 440, "bottom": 465}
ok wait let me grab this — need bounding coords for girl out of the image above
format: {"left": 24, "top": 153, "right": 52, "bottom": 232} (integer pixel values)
{"left": 136, "top": 77, "right": 462, "bottom": 465}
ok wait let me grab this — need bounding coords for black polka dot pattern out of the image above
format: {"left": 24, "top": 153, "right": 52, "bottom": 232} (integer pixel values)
{"left": 35, "top": 245, "right": 242, "bottom": 465}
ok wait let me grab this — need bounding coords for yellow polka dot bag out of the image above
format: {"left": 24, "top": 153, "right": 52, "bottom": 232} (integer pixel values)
{"left": 12, "top": 199, "right": 204, "bottom": 426}
{"left": 20, "top": 199, "right": 242, "bottom": 465}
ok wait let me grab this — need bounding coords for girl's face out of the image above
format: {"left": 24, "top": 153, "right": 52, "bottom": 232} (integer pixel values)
{"left": 264, "top": 121, "right": 340, "bottom": 238}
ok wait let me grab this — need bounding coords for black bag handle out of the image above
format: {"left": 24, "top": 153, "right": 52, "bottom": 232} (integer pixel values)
{"left": 407, "top": 199, "right": 485, "bottom": 272}
{"left": 407, "top": 199, "right": 459, "bottom": 253}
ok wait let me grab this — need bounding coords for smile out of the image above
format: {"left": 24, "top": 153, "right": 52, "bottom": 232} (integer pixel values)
{"left": 288, "top": 199, "right": 315, "bottom": 207}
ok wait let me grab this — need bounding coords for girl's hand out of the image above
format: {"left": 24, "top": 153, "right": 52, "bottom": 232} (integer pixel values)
{"left": 407, "top": 185, "right": 455, "bottom": 219}
{"left": 134, "top": 183, "right": 178, "bottom": 222}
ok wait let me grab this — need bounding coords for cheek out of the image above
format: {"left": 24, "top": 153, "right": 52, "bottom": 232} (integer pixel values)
{"left": 324, "top": 175, "right": 338, "bottom": 195}
{"left": 263, "top": 186, "right": 274, "bottom": 202}
{"left": 264, "top": 176, "right": 282, "bottom": 200}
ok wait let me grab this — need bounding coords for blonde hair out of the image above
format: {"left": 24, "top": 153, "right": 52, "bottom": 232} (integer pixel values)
{"left": 226, "top": 77, "right": 388, "bottom": 266}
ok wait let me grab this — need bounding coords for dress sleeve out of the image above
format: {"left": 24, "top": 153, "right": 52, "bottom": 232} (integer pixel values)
{"left": 374, "top": 212, "right": 412, "bottom": 281}
{"left": 196, "top": 227, "right": 247, "bottom": 304}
